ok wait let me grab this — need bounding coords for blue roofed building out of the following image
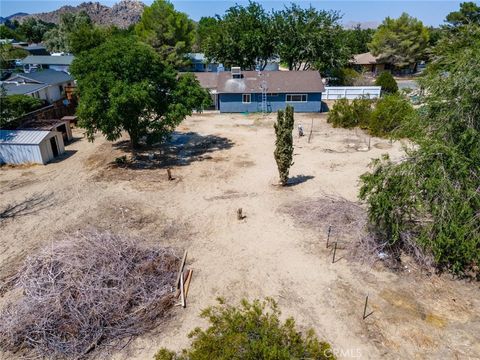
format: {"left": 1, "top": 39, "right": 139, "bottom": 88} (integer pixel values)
{"left": 195, "top": 69, "right": 325, "bottom": 113}
{"left": 21, "top": 55, "right": 74, "bottom": 74}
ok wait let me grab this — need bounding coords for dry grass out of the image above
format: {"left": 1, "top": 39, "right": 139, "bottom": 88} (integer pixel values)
{"left": 0, "top": 230, "right": 180, "bottom": 359}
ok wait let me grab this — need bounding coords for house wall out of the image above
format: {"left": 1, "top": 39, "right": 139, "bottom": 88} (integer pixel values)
{"left": 0, "top": 144, "right": 43, "bottom": 164}
{"left": 219, "top": 93, "right": 322, "bottom": 113}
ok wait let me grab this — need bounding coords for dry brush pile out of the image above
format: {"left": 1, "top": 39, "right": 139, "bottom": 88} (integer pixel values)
{"left": 0, "top": 231, "right": 180, "bottom": 359}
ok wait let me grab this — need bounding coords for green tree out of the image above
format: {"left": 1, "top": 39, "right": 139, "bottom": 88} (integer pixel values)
{"left": 343, "top": 25, "right": 375, "bottom": 54}
{"left": 203, "top": 1, "right": 275, "bottom": 70}
{"left": 274, "top": 105, "right": 295, "bottom": 186}
{"left": 155, "top": 298, "right": 335, "bottom": 360}
{"left": 375, "top": 71, "right": 398, "bottom": 94}
{"left": 0, "top": 43, "right": 29, "bottom": 69}
{"left": 0, "top": 25, "right": 23, "bottom": 41}
{"left": 193, "top": 16, "right": 218, "bottom": 52}
{"left": 360, "top": 23, "right": 480, "bottom": 277}
{"left": 0, "top": 92, "right": 44, "bottom": 127}
{"left": 273, "top": 4, "right": 349, "bottom": 73}
{"left": 369, "top": 13, "right": 430, "bottom": 70}
{"left": 135, "top": 0, "right": 195, "bottom": 67}
{"left": 43, "top": 11, "right": 92, "bottom": 53}
{"left": 70, "top": 36, "right": 210, "bottom": 148}
{"left": 18, "top": 18, "right": 55, "bottom": 43}
{"left": 327, "top": 98, "right": 374, "bottom": 129}
{"left": 68, "top": 24, "right": 107, "bottom": 54}
{"left": 445, "top": 1, "right": 480, "bottom": 27}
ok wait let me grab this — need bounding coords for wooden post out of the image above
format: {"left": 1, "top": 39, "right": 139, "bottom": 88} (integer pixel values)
{"left": 326, "top": 225, "right": 332, "bottom": 248}
{"left": 363, "top": 295, "right": 373, "bottom": 319}
{"left": 237, "top": 208, "right": 244, "bottom": 220}
{"left": 167, "top": 168, "right": 173, "bottom": 181}
{"left": 180, "top": 271, "right": 186, "bottom": 308}
{"left": 332, "top": 242, "right": 337, "bottom": 263}
{"left": 175, "top": 250, "right": 187, "bottom": 289}
{"left": 308, "top": 118, "right": 314, "bottom": 143}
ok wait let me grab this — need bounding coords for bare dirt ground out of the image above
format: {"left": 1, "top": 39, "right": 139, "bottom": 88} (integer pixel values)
{"left": 1, "top": 112, "right": 479, "bottom": 360}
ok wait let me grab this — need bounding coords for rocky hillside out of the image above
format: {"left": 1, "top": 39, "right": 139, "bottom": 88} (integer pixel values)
{"left": 10, "top": 1, "right": 145, "bottom": 29}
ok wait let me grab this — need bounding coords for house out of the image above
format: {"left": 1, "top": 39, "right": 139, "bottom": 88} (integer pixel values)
{"left": 0, "top": 129, "right": 65, "bottom": 165}
{"left": 185, "top": 53, "right": 219, "bottom": 72}
{"left": 21, "top": 55, "right": 74, "bottom": 73}
{"left": 351, "top": 52, "right": 391, "bottom": 74}
{"left": 195, "top": 69, "right": 325, "bottom": 113}
{"left": 2, "top": 69, "right": 74, "bottom": 103}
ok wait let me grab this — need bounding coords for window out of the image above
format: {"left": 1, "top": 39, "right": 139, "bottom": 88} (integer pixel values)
{"left": 242, "top": 94, "right": 251, "bottom": 104}
{"left": 286, "top": 94, "right": 307, "bottom": 102}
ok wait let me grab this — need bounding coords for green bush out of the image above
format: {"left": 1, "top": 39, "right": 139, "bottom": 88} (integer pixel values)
{"left": 329, "top": 68, "right": 360, "bottom": 86}
{"left": 274, "top": 106, "right": 294, "bottom": 185}
{"left": 369, "top": 94, "right": 415, "bottom": 137}
{"left": 375, "top": 71, "right": 398, "bottom": 94}
{"left": 0, "top": 93, "right": 45, "bottom": 127}
{"left": 327, "top": 98, "right": 373, "bottom": 129}
{"left": 154, "top": 298, "right": 335, "bottom": 360}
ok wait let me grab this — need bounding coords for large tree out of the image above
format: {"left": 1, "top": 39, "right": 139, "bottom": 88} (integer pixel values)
{"left": 70, "top": 36, "right": 210, "bottom": 148}
{"left": 135, "top": 0, "right": 195, "bottom": 67}
{"left": 369, "top": 13, "right": 430, "bottom": 70}
{"left": 203, "top": 1, "right": 275, "bottom": 70}
{"left": 445, "top": 1, "right": 480, "bottom": 27}
{"left": 193, "top": 16, "right": 218, "bottom": 52}
{"left": 273, "top": 4, "right": 349, "bottom": 73}
{"left": 43, "top": 11, "right": 93, "bottom": 53}
{"left": 343, "top": 25, "right": 375, "bottom": 55}
{"left": 360, "top": 20, "right": 480, "bottom": 277}
{"left": 18, "top": 18, "right": 56, "bottom": 43}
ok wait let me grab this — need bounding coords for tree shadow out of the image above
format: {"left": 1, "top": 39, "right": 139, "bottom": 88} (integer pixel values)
{"left": 0, "top": 192, "right": 55, "bottom": 222}
{"left": 287, "top": 175, "right": 315, "bottom": 187}
{"left": 112, "top": 132, "right": 234, "bottom": 170}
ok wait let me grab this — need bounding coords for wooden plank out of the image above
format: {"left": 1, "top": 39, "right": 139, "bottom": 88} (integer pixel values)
{"left": 179, "top": 271, "right": 186, "bottom": 308}
{"left": 184, "top": 269, "right": 193, "bottom": 299}
{"left": 175, "top": 250, "right": 187, "bottom": 289}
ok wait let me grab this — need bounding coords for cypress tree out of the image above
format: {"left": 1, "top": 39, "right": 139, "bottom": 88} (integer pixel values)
{"left": 274, "top": 105, "right": 294, "bottom": 185}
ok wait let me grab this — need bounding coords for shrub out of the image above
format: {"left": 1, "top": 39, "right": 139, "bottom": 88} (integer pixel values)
{"left": 329, "top": 67, "right": 360, "bottom": 86}
{"left": 369, "top": 94, "right": 415, "bottom": 136}
{"left": 0, "top": 93, "right": 45, "bottom": 127}
{"left": 154, "top": 298, "right": 336, "bottom": 360}
{"left": 274, "top": 105, "right": 294, "bottom": 185}
{"left": 327, "top": 98, "right": 374, "bottom": 129}
{"left": 375, "top": 71, "right": 398, "bottom": 94}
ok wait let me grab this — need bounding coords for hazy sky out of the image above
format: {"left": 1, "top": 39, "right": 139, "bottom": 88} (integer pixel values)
{"left": 0, "top": 1, "right": 471, "bottom": 26}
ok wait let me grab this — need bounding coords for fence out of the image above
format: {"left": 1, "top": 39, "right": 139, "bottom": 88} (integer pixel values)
{"left": 322, "top": 86, "right": 381, "bottom": 100}
{"left": 7, "top": 99, "right": 77, "bottom": 129}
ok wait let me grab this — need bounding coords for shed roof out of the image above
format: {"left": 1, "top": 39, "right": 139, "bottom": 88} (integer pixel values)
{"left": 195, "top": 71, "right": 325, "bottom": 94}
{"left": 0, "top": 130, "right": 52, "bottom": 145}
{"left": 22, "top": 55, "right": 74, "bottom": 65}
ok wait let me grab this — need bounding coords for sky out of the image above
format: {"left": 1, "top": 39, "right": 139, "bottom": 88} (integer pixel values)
{"left": 0, "top": 0, "right": 473, "bottom": 27}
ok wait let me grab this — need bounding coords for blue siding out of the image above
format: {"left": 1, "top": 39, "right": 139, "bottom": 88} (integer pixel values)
{"left": 219, "top": 93, "right": 322, "bottom": 113}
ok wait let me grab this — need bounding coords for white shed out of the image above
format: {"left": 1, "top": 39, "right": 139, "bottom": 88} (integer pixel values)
{"left": 0, "top": 130, "right": 65, "bottom": 165}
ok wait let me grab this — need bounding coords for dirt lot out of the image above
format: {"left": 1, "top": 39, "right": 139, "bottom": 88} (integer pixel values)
{"left": 1, "top": 112, "right": 479, "bottom": 359}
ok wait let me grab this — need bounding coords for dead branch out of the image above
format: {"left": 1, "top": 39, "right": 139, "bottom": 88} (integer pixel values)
{"left": 0, "top": 230, "right": 180, "bottom": 359}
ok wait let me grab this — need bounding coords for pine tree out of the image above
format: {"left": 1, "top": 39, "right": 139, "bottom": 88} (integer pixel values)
{"left": 274, "top": 106, "right": 295, "bottom": 185}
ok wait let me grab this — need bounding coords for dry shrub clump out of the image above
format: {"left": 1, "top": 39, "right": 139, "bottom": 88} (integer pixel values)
{"left": 0, "top": 231, "right": 180, "bottom": 359}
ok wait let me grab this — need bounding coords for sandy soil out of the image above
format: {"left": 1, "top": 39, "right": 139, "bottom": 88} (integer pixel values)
{"left": 1, "top": 112, "right": 479, "bottom": 360}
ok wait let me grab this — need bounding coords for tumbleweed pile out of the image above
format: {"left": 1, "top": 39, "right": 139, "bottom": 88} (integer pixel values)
{"left": 0, "top": 231, "right": 180, "bottom": 359}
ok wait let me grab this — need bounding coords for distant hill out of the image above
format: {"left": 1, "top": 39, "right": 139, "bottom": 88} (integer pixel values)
{"left": 7, "top": 1, "right": 145, "bottom": 29}
{"left": 0, "top": 12, "right": 29, "bottom": 24}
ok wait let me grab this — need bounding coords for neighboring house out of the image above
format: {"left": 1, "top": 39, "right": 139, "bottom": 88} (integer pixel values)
{"left": 351, "top": 52, "right": 392, "bottom": 74}
{"left": 0, "top": 129, "right": 65, "bottom": 165}
{"left": 195, "top": 69, "right": 325, "bottom": 113}
{"left": 19, "top": 44, "right": 50, "bottom": 56}
{"left": 2, "top": 69, "right": 74, "bottom": 103}
{"left": 21, "top": 55, "right": 74, "bottom": 73}
{"left": 185, "top": 53, "right": 219, "bottom": 72}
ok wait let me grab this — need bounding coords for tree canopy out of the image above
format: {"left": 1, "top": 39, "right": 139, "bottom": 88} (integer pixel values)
{"left": 445, "top": 1, "right": 480, "bottom": 27}
{"left": 43, "top": 11, "right": 93, "bottom": 53}
{"left": 369, "top": 13, "right": 430, "bottom": 69}
{"left": 70, "top": 36, "right": 210, "bottom": 148}
{"left": 0, "top": 91, "right": 45, "bottom": 127}
{"left": 135, "top": 0, "right": 195, "bottom": 67}
{"left": 360, "top": 9, "right": 480, "bottom": 277}
{"left": 203, "top": 1, "right": 275, "bottom": 70}
{"left": 273, "top": 4, "right": 349, "bottom": 73}
{"left": 343, "top": 25, "right": 375, "bottom": 55}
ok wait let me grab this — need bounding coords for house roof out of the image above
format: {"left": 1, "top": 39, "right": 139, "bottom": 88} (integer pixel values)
{"left": 6, "top": 69, "right": 73, "bottom": 85}
{"left": 0, "top": 130, "right": 52, "bottom": 145}
{"left": 195, "top": 71, "right": 325, "bottom": 94}
{"left": 1, "top": 82, "right": 48, "bottom": 95}
{"left": 352, "top": 52, "right": 384, "bottom": 65}
{"left": 22, "top": 55, "right": 74, "bottom": 66}
{"left": 18, "top": 119, "right": 68, "bottom": 131}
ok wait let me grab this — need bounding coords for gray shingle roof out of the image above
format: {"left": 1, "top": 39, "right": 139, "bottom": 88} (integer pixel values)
{"left": 196, "top": 71, "right": 325, "bottom": 94}
{"left": 2, "top": 82, "right": 48, "bottom": 95}
{"left": 7, "top": 69, "right": 73, "bottom": 85}
{"left": 22, "top": 55, "right": 74, "bottom": 66}
{"left": 0, "top": 130, "right": 51, "bottom": 145}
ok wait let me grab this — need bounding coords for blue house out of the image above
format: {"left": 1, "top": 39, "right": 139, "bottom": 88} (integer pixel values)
{"left": 195, "top": 69, "right": 325, "bottom": 113}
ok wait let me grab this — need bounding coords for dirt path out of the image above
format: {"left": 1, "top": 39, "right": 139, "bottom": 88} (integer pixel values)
{"left": 1, "top": 113, "right": 478, "bottom": 360}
